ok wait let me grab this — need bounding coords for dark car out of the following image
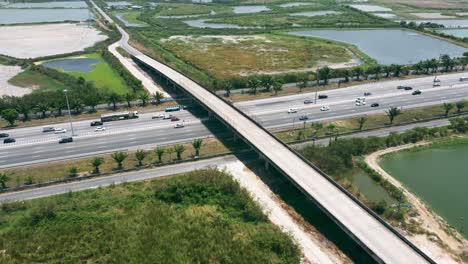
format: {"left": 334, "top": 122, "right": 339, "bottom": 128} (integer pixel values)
{"left": 412, "top": 90, "right": 422, "bottom": 95}
{"left": 364, "top": 92, "right": 372, "bottom": 96}
{"left": 3, "top": 138, "right": 15, "bottom": 144}
{"left": 404, "top": 86, "right": 413, "bottom": 91}
{"left": 318, "top": 95, "right": 328, "bottom": 99}
{"left": 298, "top": 115, "right": 309, "bottom": 121}
{"left": 371, "top": 103, "right": 380, "bottom": 107}
{"left": 171, "top": 116, "right": 180, "bottom": 122}
{"left": 303, "top": 99, "right": 313, "bottom": 104}
{"left": 0, "top": 133, "right": 9, "bottom": 138}
{"left": 182, "top": 105, "right": 192, "bottom": 110}
{"left": 90, "top": 121, "right": 103, "bottom": 126}
{"left": 59, "top": 136, "right": 73, "bottom": 144}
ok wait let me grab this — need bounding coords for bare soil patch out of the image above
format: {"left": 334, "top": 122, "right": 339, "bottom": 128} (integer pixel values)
{"left": 0, "top": 65, "right": 31, "bottom": 96}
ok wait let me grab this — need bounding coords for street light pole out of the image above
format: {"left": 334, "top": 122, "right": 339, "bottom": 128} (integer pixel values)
{"left": 64, "top": 89, "right": 76, "bottom": 136}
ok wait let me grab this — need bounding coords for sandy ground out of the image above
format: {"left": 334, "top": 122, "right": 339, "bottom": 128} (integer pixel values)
{"left": 410, "top": 13, "right": 456, "bottom": 19}
{"left": 0, "top": 65, "right": 32, "bottom": 96}
{"left": 225, "top": 160, "right": 350, "bottom": 264}
{"left": 365, "top": 143, "right": 467, "bottom": 264}
{"left": 0, "top": 23, "right": 107, "bottom": 59}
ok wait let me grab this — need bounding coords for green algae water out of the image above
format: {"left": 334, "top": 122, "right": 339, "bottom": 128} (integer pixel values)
{"left": 379, "top": 139, "right": 468, "bottom": 239}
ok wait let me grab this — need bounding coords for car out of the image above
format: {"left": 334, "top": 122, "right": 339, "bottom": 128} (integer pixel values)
{"left": 356, "top": 101, "right": 366, "bottom": 106}
{"left": 318, "top": 95, "right": 328, "bottom": 99}
{"left": 152, "top": 113, "right": 165, "bottom": 119}
{"left": 162, "top": 114, "right": 173, "bottom": 120}
{"left": 404, "top": 86, "right": 413, "bottom": 91}
{"left": 433, "top": 79, "right": 441, "bottom": 87}
{"left": 288, "top": 108, "right": 298, "bottom": 114}
{"left": 42, "top": 126, "right": 55, "bottom": 132}
{"left": 364, "top": 92, "right": 372, "bottom": 96}
{"left": 356, "top": 97, "right": 365, "bottom": 102}
{"left": 459, "top": 77, "right": 468, "bottom": 82}
{"left": 171, "top": 116, "right": 180, "bottom": 122}
{"left": 371, "top": 103, "right": 380, "bottom": 107}
{"left": 298, "top": 115, "right": 309, "bottom": 121}
{"left": 0, "top": 133, "right": 9, "bottom": 138}
{"left": 397, "top": 85, "right": 405, "bottom": 89}
{"left": 303, "top": 99, "right": 313, "bottom": 104}
{"left": 320, "top": 106, "right": 330, "bottom": 111}
{"left": 412, "top": 90, "right": 422, "bottom": 95}
{"left": 3, "top": 138, "right": 15, "bottom": 144}
{"left": 58, "top": 136, "right": 73, "bottom": 144}
{"left": 54, "top": 128, "right": 67, "bottom": 134}
{"left": 94, "top": 126, "right": 106, "bottom": 132}
{"left": 182, "top": 105, "right": 192, "bottom": 110}
{"left": 90, "top": 121, "right": 103, "bottom": 126}
{"left": 174, "top": 123, "right": 184, "bottom": 128}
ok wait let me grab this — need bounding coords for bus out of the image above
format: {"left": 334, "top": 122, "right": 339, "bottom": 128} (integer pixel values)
{"left": 101, "top": 111, "right": 139, "bottom": 122}
{"left": 165, "top": 105, "right": 181, "bottom": 112}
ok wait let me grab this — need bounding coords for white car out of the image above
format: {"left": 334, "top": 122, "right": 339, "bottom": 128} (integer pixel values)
{"left": 174, "top": 123, "right": 185, "bottom": 128}
{"left": 320, "top": 106, "right": 330, "bottom": 111}
{"left": 288, "top": 108, "right": 298, "bottom": 114}
{"left": 356, "top": 97, "right": 365, "bottom": 102}
{"left": 94, "top": 126, "right": 106, "bottom": 132}
{"left": 356, "top": 101, "right": 366, "bottom": 106}
{"left": 152, "top": 113, "right": 165, "bottom": 119}
{"left": 54, "top": 128, "right": 67, "bottom": 134}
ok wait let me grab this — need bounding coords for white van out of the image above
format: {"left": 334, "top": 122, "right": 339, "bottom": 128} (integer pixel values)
{"left": 42, "top": 126, "right": 55, "bottom": 132}
{"left": 288, "top": 108, "right": 298, "bottom": 114}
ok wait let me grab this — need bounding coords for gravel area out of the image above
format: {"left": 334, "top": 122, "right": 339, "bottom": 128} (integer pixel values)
{"left": 0, "top": 23, "right": 107, "bottom": 59}
{"left": 0, "top": 65, "right": 32, "bottom": 96}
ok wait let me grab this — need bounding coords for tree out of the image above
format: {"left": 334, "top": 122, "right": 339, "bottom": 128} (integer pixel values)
{"left": 90, "top": 157, "right": 104, "bottom": 174}
{"left": 68, "top": 167, "right": 78, "bottom": 178}
{"left": 15, "top": 96, "right": 33, "bottom": 121}
{"left": 248, "top": 77, "right": 260, "bottom": 95}
{"left": 1, "top": 108, "right": 19, "bottom": 126}
{"left": 124, "top": 93, "right": 135, "bottom": 108}
{"left": 138, "top": 92, "right": 149, "bottom": 107}
{"left": 272, "top": 79, "right": 284, "bottom": 95}
{"left": 373, "top": 65, "right": 382, "bottom": 79}
{"left": 35, "top": 102, "right": 49, "bottom": 119}
{"left": 383, "top": 65, "right": 391, "bottom": 78}
{"left": 310, "top": 122, "right": 323, "bottom": 141}
{"left": 174, "top": 144, "right": 185, "bottom": 160}
{"left": 0, "top": 173, "right": 9, "bottom": 189}
{"left": 166, "top": 148, "right": 174, "bottom": 161}
{"left": 318, "top": 66, "right": 332, "bottom": 85}
{"left": 111, "top": 151, "right": 128, "bottom": 170}
{"left": 456, "top": 100, "right": 466, "bottom": 113}
{"left": 392, "top": 64, "right": 403, "bottom": 77}
{"left": 395, "top": 188, "right": 405, "bottom": 212}
{"left": 192, "top": 138, "right": 203, "bottom": 157}
{"left": 224, "top": 81, "right": 232, "bottom": 97}
{"left": 440, "top": 54, "right": 454, "bottom": 72}
{"left": 385, "top": 107, "right": 401, "bottom": 124}
{"left": 135, "top": 149, "right": 147, "bottom": 167}
{"left": 352, "top": 67, "right": 363, "bottom": 81}
{"left": 107, "top": 92, "right": 121, "bottom": 110}
{"left": 153, "top": 91, "right": 164, "bottom": 105}
{"left": 155, "top": 147, "right": 165, "bottom": 163}
{"left": 327, "top": 123, "right": 337, "bottom": 143}
{"left": 297, "top": 76, "right": 308, "bottom": 92}
{"left": 260, "top": 75, "right": 274, "bottom": 92}
{"left": 356, "top": 116, "right": 367, "bottom": 130}
{"left": 442, "top": 102, "right": 454, "bottom": 117}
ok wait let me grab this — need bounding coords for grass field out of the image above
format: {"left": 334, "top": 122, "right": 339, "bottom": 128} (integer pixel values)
{"left": 7, "top": 69, "right": 67, "bottom": 93}
{"left": 160, "top": 34, "right": 353, "bottom": 80}
{"left": 0, "top": 169, "right": 300, "bottom": 263}
{"left": 156, "top": 3, "right": 232, "bottom": 16}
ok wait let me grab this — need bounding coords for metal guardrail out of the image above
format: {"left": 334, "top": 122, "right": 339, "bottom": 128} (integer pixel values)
{"left": 131, "top": 54, "right": 437, "bottom": 264}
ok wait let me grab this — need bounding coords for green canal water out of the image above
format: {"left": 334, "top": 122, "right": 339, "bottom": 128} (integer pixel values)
{"left": 379, "top": 139, "right": 468, "bottom": 239}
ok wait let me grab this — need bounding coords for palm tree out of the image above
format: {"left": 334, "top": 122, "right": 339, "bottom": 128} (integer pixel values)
{"left": 260, "top": 75, "right": 273, "bottom": 92}
{"left": 155, "top": 147, "right": 165, "bottom": 163}
{"left": 310, "top": 122, "right": 323, "bottom": 141}
{"left": 111, "top": 151, "right": 128, "bottom": 170}
{"left": 352, "top": 67, "right": 363, "bottom": 81}
{"left": 192, "top": 138, "right": 203, "bottom": 157}
{"left": 135, "top": 149, "right": 147, "bottom": 167}
{"left": 35, "top": 102, "right": 50, "bottom": 119}
{"left": 297, "top": 76, "right": 308, "bottom": 92}
{"left": 318, "top": 66, "right": 332, "bottom": 85}
{"left": 139, "top": 92, "right": 149, "bottom": 107}
{"left": 90, "top": 157, "right": 104, "bottom": 174}
{"left": 327, "top": 123, "right": 337, "bottom": 143}
{"left": 124, "top": 93, "right": 135, "bottom": 108}
{"left": 248, "top": 77, "right": 260, "bottom": 95}
{"left": 356, "top": 116, "right": 367, "bottom": 130}
{"left": 456, "top": 100, "right": 466, "bottom": 113}
{"left": 383, "top": 65, "right": 391, "bottom": 78}
{"left": 385, "top": 107, "right": 401, "bottom": 124}
{"left": 0, "top": 173, "right": 10, "bottom": 189}
{"left": 442, "top": 103, "right": 454, "bottom": 117}
{"left": 373, "top": 65, "right": 382, "bottom": 79}
{"left": 153, "top": 91, "right": 164, "bottom": 105}
{"left": 107, "top": 92, "right": 121, "bottom": 110}
{"left": 224, "top": 81, "right": 233, "bottom": 97}
{"left": 440, "top": 54, "right": 454, "bottom": 72}
{"left": 174, "top": 144, "right": 186, "bottom": 160}
{"left": 272, "top": 79, "right": 284, "bottom": 95}
{"left": 166, "top": 148, "right": 174, "bottom": 161}
{"left": 392, "top": 64, "right": 403, "bottom": 77}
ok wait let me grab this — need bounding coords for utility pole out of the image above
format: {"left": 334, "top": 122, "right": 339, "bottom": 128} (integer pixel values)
{"left": 315, "top": 67, "right": 320, "bottom": 104}
{"left": 64, "top": 89, "right": 76, "bottom": 136}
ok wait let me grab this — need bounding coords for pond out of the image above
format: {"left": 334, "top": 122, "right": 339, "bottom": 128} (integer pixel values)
{"left": 233, "top": 5, "right": 270, "bottom": 14}
{"left": 42, "top": 58, "right": 99, "bottom": 73}
{"left": 0, "top": 9, "right": 92, "bottom": 24}
{"left": 404, "top": 19, "right": 468, "bottom": 28}
{"left": 4, "top": 1, "right": 87, "bottom": 8}
{"left": 184, "top": 19, "right": 258, "bottom": 29}
{"left": 279, "top": 2, "right": 313, "bottom": 8}
{"left": 352, "top": 171, "right": 395, "bottom": 204}
{"left": 380, "top": 140, "right": 468, "bottom": 238}
{"left": 289, "top": 29, "right": 467, "bottom": 65}
{"left": 290, "top": 11, "right": 339, "bottom": 17}
{"left": 438, "top": 29, "right": 468, "bottom": 38}
{"left": 350, "top": 4, "right": 392, "bottom": 12}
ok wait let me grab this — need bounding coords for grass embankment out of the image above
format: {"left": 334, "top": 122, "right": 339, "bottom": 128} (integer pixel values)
{"left": 160, "top": 34, "right": 353, "bottom": 80}
{"left": 1, "top": 136, "right": 244, "bottom": 188}
{"left": 0, "top": 169, "right": 300, "bottom": 263}
{"left": 7, "top": 70, "right": 67, "bottom": 93}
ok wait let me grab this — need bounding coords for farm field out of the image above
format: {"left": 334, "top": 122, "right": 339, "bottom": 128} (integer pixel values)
{"left": 0, "top": 169, "right": 300, "bottom": 263}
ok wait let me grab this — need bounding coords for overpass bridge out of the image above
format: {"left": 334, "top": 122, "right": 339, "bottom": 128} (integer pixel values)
{"left": 91, "top": 2, "right": 436, "bottom": 263}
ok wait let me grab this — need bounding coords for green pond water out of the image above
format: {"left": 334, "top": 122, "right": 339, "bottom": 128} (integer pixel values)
{"left": 380, "top": 140, "right": 468, "bottom": 238}
{"left": 352, "top": 171, "right": 395, "bottom": 204}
